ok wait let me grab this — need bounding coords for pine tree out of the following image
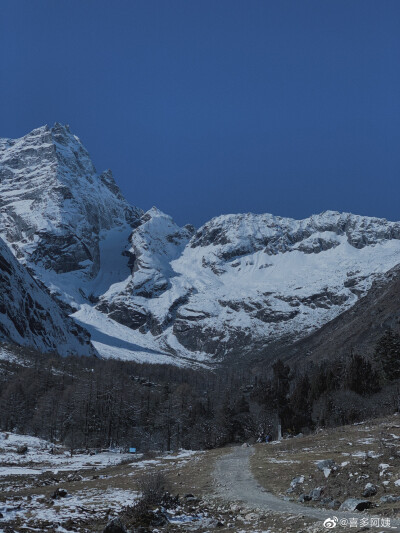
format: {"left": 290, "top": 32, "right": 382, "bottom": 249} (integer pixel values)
{"left": 374, "top": 329, "right": 400, "bottom": 380}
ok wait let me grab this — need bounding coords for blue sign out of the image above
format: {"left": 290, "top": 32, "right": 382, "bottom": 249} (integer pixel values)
{"left": 129, "top": 447, "right": 136, "bottom": 453}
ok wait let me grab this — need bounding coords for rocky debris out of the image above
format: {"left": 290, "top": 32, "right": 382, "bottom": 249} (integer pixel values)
{"left": 16, "top": 444, "right": 28, "bottom": 454}
{"left": 290, "top": 475, "right": 305, "bottom": 488}
{"left": 380, "top": 494, "right": 400, "bottom": 503}
{"left": 362, "top": 482, "right": 378, "bottom": 497}
{"left": 316, "top": 459, "right": 335, "bottom": 471}
{"left": 103, "top": 518, "right": 127, "bottom": 533}
{"left": 183, "top": 493, "right": 198, "bottom": 502}
{"left": 51, "top": 488, "right": 68, "bottom": 499}
{"left": 320, "top": 497, "right": 341, "bottom": 510}
{"left": 298, "top": 493, "right": 312, "bottom": 503}
{"left": 244, "top": 512, "right": 258, "bottom": 520}
{"left": 339, "top": 498, "right": 372, "bottom": 511}
{"left": 309, "top": 487, "right": 324, "bottom": 501}
{"left": 67, "top": 473, "right": 82, "bottom": 482}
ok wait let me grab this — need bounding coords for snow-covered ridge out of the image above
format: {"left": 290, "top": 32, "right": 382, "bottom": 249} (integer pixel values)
{"left": 190, "top": 210, "right": 400, "bottom": 258}
{"left": 1, "top": 124, "right": 400, "bottom": 364}
{"left": 97, "top": 208, "right": 400, "bottom": 363}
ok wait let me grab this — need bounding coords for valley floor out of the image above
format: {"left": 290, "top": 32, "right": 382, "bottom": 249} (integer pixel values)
{"left": 2, "top": 416, "right": 400, "bottom": 532}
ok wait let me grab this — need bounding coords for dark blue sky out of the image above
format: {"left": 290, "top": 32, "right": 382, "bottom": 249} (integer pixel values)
{"left": 1, "top": 1, "right": 399, "bottom": 226}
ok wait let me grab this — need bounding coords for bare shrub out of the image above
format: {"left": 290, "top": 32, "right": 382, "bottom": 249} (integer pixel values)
{"left": 139, "top": 471, "right": 166, "bottom": 505}
{"left": 120, "top": 472, "right": 169, "bottom": 529}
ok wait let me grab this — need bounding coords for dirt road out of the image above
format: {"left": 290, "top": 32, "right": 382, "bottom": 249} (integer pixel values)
{"left": 213, "top": 445, "right": 400, "bottom": 528}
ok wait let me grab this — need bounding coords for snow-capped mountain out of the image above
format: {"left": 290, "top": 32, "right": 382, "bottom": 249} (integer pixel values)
{"left": 0, "top": 123, "right": 141, "bottom": 285}
{"left": 2, "top": 124, "right": 400, "bottom": 365}
{"left": 0, "top": 235, "right": 93, "bottom": 356}
{"left": 95, "top": 209, "right": 400, "bottom": 363}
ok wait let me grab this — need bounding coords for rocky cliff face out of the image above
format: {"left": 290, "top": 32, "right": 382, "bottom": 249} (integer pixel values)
{"left": 0, "top": 236, "right": 94, "bottom": 356}
{"left": 0, "top": 123, "right": 141, "bottom": 281}
{"left": 2, "top": 124, "right": 400, "bottom": 365}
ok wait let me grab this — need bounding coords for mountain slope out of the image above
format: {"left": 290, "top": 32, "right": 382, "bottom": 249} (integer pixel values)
{"left": 277, "top": 263, "right": 400, "bottom": 366}
{"left": 2, "top": 124, "right": 400, "bottom": 365}
{"left": 0, "top": 123, "right": 141, "bottom": 299}
{"left": 0, "top": 236, "right": 94, "bottom": 356}
{"left": 97, "top": 210, "right": 400, "bottom": 363}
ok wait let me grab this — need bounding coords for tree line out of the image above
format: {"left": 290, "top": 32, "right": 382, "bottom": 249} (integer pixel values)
{"left": 1, "top": 329, "right": 400, "bottom": 452}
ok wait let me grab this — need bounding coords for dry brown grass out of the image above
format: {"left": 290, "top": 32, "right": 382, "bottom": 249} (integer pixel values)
{"left": 250, "top": 413, "right": 400, "bottom": 516}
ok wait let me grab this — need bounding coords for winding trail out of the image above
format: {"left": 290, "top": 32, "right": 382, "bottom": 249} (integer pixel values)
{"left": 213, "top": 445, "right": 400, "bottom": 528}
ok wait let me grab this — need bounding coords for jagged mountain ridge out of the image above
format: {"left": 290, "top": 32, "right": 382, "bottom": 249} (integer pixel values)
{"left": 1, "top": 124, "right": 400, "bottom": 365}
{"left": 0, "top": 123, "right": 142, "bottom": 282}
{"left": 93, "top": 208, "right": 400, "bottom": 363}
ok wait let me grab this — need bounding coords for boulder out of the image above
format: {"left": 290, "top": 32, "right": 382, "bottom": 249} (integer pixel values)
{"left": 339, "top": 498, "right": 372, "bottom": 511}
{"left": 309, "top": 487, "right": 324, "bottom": 501}
{"left": 16, "top": 445, "right": 28, "bottom": 455}
{"left": 244, "top": 512, "right": 258, "bottom": 520}
{"left": 380, "top": 495, "right": 400, "bottom": 503}
{"left": 362, "top": 483, "right": 377, "bottom": 497}
{"left": 316, "top": 459, "right": 335, "bottom": 471}
{"left": 290, "top": 475, "right": 305, "bottom": 488}
{"left": 327, "top": 499, "right": 341, "bottom": 510}
{"left": 103, "top": 518, "right": 127, "bottom": 533}
{"left": 52, "top": 488, "right": 68, "bottom": 499}
{"left": 67, "top": 473, "right": 82, "bottom": 482}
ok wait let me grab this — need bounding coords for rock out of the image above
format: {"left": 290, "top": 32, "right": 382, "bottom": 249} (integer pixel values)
{"left": 151, "top": 511, "right": 169, "bottom": 527}
{"left": 323, "top": 468, "right": 331, "bottom": 478}
{"left": 244, "top": 513, "right": 258, "bottom": 520}
{"left": 362, "top": 483, "right": 377, "bottom": 497}
{"left": 16, "top": 445, "right": 28, "bottom": 454}
{"left": 320, "top": 497, "right": 340, "bottom": 509}
{"left": 290, "top": 475, "right": 305, "bottom": 488}
{"left": 316, "top": 459, "right": 335, "bottom": 471}
{"left": 339, "top": 498, "right": 372, "bottom": 511}
{"left": 103, "top": 518, "right": 127, "bottom": 533}
{"left": 67, "top": 473, "right": 82, "bottom": 482}
{"left": 51, "top": 488, "right": 68, "bottom": 499}
{"left": 380, "top": 495, "right": 400, "bottom": 503}
{"left": 241, "top": 443, "right": 250, "bottom": 448}
{"left": 309, "top": 487, "right": 324, "bottom": 501}
{"left": 298, "top": 493, "right": 311, "bottom": 503}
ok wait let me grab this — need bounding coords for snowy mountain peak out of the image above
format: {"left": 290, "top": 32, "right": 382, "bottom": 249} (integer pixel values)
{"left": 189, "top": 210, "right": 400, "bottom": 260}
{"left": 2, "top": 124, "right": 400, "bottom": 366}
{"left": 0, "top": 124, "right": 142, "bottom": 278}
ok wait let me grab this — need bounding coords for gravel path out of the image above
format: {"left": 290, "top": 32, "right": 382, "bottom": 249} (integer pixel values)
{"left": 213, "top": 445, "right": 400, "bottom": 528}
